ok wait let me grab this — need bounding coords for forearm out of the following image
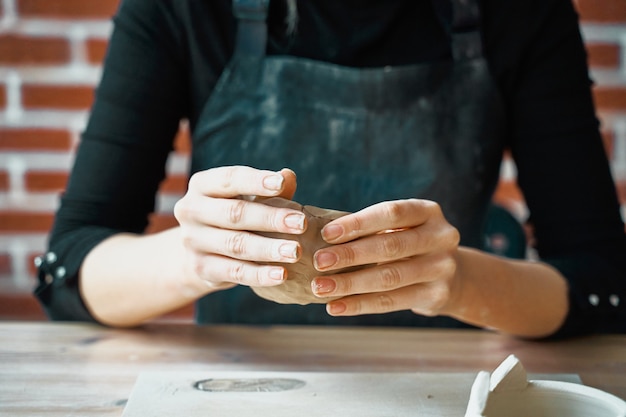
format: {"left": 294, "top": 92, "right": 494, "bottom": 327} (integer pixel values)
{"left": 79, "top": 228, "right": 213, "bottom": 327}
{"left": 445, "top": 247, "right": 569, "bottom": 338}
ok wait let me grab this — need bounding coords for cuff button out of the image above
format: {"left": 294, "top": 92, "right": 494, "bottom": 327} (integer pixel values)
{"left": 45, "top": 252, "right": 57, "bottom": 264}
{"left": 55, "top": 266, "right": 66, "bottom": 280}
{"left": 609, "top": 294, "right": 620, "bottom": 307}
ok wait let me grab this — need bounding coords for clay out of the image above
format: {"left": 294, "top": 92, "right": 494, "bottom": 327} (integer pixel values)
{"left": 250, "top": 197, "right": 351, "bottom": 305}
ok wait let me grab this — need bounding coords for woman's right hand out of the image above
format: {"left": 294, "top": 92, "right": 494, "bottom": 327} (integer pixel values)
{"left": 173, "top": 166, "right": 306, "bottom": 291}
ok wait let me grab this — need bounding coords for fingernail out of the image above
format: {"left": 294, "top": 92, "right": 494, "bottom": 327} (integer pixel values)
{"left": 268, "top": 267, "right": 285, "bottom": 282}
{"left": 263, "top": 174, "right": 284, "bottom": 191}
{"left": 314, "top": 251, "right": 337, "bottom": 270}
{"left": 327, "top": 302, "right": 346, "bottom": 315}
{"left": 322, "top": 224, "right": 343, "bottom": 242}
{"left": 284, "top": 213, "right": 305, "bottom": 231}
{"left": 312, "top": 277, "right": 336, "bottom": 295}
{"left": 279, "top": 243, "right": 300, "bottom": 260}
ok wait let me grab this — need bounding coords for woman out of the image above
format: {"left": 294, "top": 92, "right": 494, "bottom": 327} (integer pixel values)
{"left": 35, "top": 0, "right": 626, "bottom": 338}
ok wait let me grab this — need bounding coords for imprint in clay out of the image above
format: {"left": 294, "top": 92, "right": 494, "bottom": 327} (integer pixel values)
{"left": 251, "top": 197, "right": 359, "bottom": 305}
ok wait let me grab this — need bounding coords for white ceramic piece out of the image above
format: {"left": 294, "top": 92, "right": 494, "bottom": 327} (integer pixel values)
{"left": 465, "top": 354, "right": 626, "bottom": 417}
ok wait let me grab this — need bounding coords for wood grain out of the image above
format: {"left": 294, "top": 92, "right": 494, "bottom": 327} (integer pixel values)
{"left": 0, "top": 322, "right": 624, "bottom": 416}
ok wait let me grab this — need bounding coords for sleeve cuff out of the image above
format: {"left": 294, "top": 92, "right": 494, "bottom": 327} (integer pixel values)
{"left": 33, "top": 227, "right": 119, "bottom": 323}
{"left": 542, "top": 253, "right": 626, "bottom": 339}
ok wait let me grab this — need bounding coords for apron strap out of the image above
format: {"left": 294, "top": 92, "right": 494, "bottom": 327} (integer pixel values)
{"left": 232, "top": 0, "right": 269, "bottom": 57}
{"left": 231, "top": 0, "right": 483, "bottom": 61}
{"left": 432, "top": 0, "right": 483, "bottom": 61}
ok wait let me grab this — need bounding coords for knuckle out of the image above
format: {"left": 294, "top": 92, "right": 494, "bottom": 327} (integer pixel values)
{"left": 180, "top": 233, "right": 195, "bottom": 250}
{"left": 267, "top": 209, "right": 284, "bottom": 231}
{"left": 382, "top": 200, "right": 405, "bottom": 223}
{"left": 254, "top": 269, "right": 267, "bottom": 286}
{"left": 421, "top": 199, "right": 441, "bottom": 214}
{"left": 336, "top": 274, "right": 353, "bottom": 295}
{"left": 428, "top": 284, "right": 452, "bottom": 313}
{"left": 226, "top": 231, "right": 248, "bottom": 256}
{"left": 190, "top": 254, "right": 206, "bottom": 279}
{"left": 438, "top": 256, "right": 457, "bottom": 278}
{"left": 339, "top": 245, "right": 357, "bottom": 266}
{"left": 173, "top": 198, "right": 191, "bottom": 222}
{"left": 227, "top": 262, "right": 246, "bottom": 284}
{"left": 220, "top": 166, "right": 236, "bottom": 190}
{"left": 348, "top": 298, "right": 363, "bottom": 315}
{"left": 380, "top": 233, "right": 404, "bottom": 258}
{"left": 448, "top": 226, "right": 461, "bottom": 247}
{"left": 187, "top": 172, "right": 201, "bottom": 190}
{"left": 375, "top": 293, "right": 396, "bottom": 312}
{"left": 227, "top": 199, "right": 246, "bottom": 225}
{"left": 193, "top": 260, "right": 203, "bottom": 278}
{"left": 379, "top": 265, "right": 402, "bottom": 290}
{"left": 346, "top": 214, "right": 364, "bottom": 235}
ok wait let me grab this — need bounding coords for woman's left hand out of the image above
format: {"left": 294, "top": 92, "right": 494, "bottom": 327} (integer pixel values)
{"left": 311, "top": 198, "right": 462, "bottom": 317}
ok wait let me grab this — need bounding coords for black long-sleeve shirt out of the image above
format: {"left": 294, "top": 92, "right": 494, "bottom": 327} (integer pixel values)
{"left": 35, "top": 0, "right": 626, "bottom": 337}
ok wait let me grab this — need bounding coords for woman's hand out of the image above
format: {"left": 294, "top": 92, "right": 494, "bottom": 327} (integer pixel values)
{"left": 173, "top": 166, "right": 307, "bottom": 291}
{"left": 310, "top": 199, "right": 462, "bottom": 317}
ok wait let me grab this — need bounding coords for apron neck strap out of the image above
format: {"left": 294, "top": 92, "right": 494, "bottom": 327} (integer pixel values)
{"left": 431, "top": 0, "right": 484, "bottom": 61}
{"left": 232, "top": 0, "right": 270, "bottom": 57}
{"left": 231, "top": 0, "right": 484, "bottom": 61}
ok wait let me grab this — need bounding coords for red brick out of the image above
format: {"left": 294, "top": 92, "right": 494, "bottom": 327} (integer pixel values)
{"left": 600, "top": 130, "right": 614, "bottom": 159}
{"left": 85, "top": 38, "right": 108, "bottom": 64}
{"left": 146, "top": 213, "right": 178, "bottom": 234}
{"left": 24, "top": 171, "right": 69, "bottom": 192}
{"left": 22, "top": 84, "right": 95, "bottom": 110}
{"left": 27, "top": 252, "right": 42, "bottom": 278}
{"left": 0, "top": 84, "right": 6, "bottom": 109}
{"left": 0, "top": 253, "right": 11, "bottom": 275}
{"left": 18, "top": 0, "right": 120, "bottom": 19}
{"left": 0, "top": 128, "right": 72, "bottom": 151}
{"left": 617, "top": 181, "right": 626, "bottom": 205}
{"left": 0, "top": 171, "right": 8, "bottom": 191}
{"left": 586, "top": 42, "right": 621, "bottom": 69}
{"left": 0, "top": 294, "right": 47, "bottom": 321}
{"left": 493, "top": 180, "right": 524, "bottom": 206}
{"left": 0, "top": 211, "right": 54, "bottom": 232}
{"left": 593, "top": 87, "right": 626, "bottom": 111}
{"left": 174, "top": 123, "right": 191, "bottom": 154}
{"left": 575, "top": 0, "right": 626, "bottom": 22}
{"left": 159, "top": 175, "right": 188, "bottom": 194}
{"left": 0, "top": 35, "right": 70, "bottom": 65}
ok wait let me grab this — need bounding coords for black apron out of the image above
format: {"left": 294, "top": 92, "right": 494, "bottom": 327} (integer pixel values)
{"left": 191, "top": 0, "right": 506, "bottom": 327}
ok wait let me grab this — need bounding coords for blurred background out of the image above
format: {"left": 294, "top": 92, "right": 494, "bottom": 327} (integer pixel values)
{"left": 0, "top": 0, "right": 625, "bottom": 320}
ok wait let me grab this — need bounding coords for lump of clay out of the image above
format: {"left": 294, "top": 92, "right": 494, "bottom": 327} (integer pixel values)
{"left": 251, "top": 197, "right": 351, "bottom": 305}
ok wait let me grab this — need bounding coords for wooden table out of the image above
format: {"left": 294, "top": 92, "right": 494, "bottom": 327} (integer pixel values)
{"left": 1, "top": 321, "right": 625, "bottom": 416}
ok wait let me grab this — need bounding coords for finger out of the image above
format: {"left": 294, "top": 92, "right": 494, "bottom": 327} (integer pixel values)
{"left": 276, "top": 168, "right": 297, "bottom": 200}
{"left": 176, "top": 196, "right": 306, "bottom": 234}
{"left": 184, "top": 225, "right": 302, "bottom": 263}
{"left": 192, "top": 253, "right": 288, "bottom": 287}
{"left": 188, "top": 166, "right": 290, "bottom": 198}
{"left": 312, "top": 253, "right": 454, "bottom": 297}
{"left": 315, "top": 222, "right": 458, "bottom": 271}
{"left": 321, "top": 199, "right": 441, "bottom": 244}
{"left": 325, "top": 281, "right": 451, "bottom": 317}
{"left": 313, "top": 228, "right": 420, "bottom": 271}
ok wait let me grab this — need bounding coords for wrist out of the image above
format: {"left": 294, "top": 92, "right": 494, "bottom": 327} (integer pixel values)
{"left": 441, "top": 246, "right": 568, "bottom": 338}
{"left": 438, "top": 247, "right": 476, "bottom": 319}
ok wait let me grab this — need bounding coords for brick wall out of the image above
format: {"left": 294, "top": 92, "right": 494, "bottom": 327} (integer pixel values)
{"left": 494, "top": 0, "right": 626, "bottom": 219}
{"left": 1, "top": 0, "right": 625, "bottom": 319}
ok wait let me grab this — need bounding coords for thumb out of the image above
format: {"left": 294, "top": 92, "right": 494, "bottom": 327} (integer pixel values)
{"left": 277, "top": 168, "right": 297, "bottom": 200}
